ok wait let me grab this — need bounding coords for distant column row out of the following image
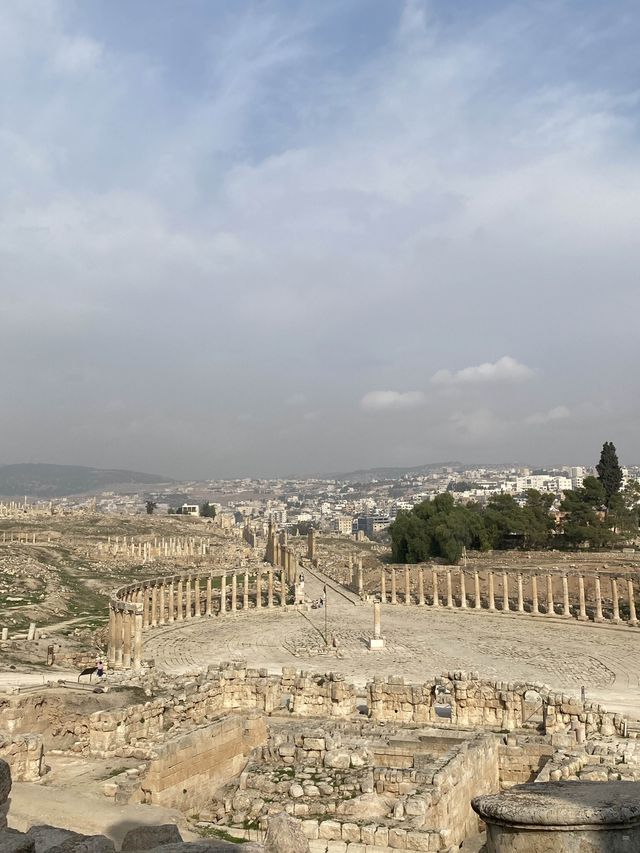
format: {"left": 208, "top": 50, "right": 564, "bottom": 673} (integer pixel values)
{"left": 107, "top": 603, "right": 143, "bottom": 670}
{"left": 379, "top": 567, "right": 639, "bottom": 627}
{"left": 118, "top": 568, "right": 290, "bottom": 629}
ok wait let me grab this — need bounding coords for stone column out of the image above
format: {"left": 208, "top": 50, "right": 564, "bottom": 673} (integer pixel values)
{"left": 611, "top": 577, "right": 620, "bottom": 624}
{"left": 517, "top": 574, "right": 524, "bottom": 613}
{"left": 546, "top": 574, "right": 554, "bottom": 616}
{"left": 244, "top": 571, "right": 249, "bottom": 609}
{"left": 373, "top": 601, "right": 381, "bottom": 639}
{"left": 446, "top": 570, "right": 453, "bottom": 608}
{"left": 391, "top": 567, "right": 397, "bottom": 604}
{"left": 578, "top": 575, "right": 588, "bottom": 620}
{"left": 193, "top": 576, "right": 201, "bottom": 617}
{"left": 628, "top": 578, "right": 638, "bottom": 627}
{"left": 502, "top": 572, "right": 510, "bottom": 612}
{"left": 206, "top": 575, "right": 212, "bottom": 617}
{"left": 176, "top": 578, "right": 184, "bottom": 621}
{"left": 114, "top": 609, "right": 123, "bottom": 669}
{"left": 231, "top": 572, "right": 238, "bottom": 612}
{"left": 168, "top": 582, "right": 175, "bottom": 623}
{"left": 256, "top": 570, "right": 262, "bottom": 609}
{"left": 358, "top": 562, "right": 364, "bottom": 596}
{"left": 460, "top": 569, "right": 467, "bottom": 608}
{"left": 562, "top": 575, "right": 571, "bottom": 618}
{"left": 531, "top": 575, "right": 539, "bottom": 615}
{"left": 474, "top": 571, "right": 481, "bottom": 609}
{"left": 133, "top": 606, "right": 143, "bottom": 671}
{"left": 280, "top": 568, "right": 286, "bottom": 606}
{"left": 594, "top": 575, "right": 604, "bottom": 622}
{"left": 432, "top": 569, "right": 439, "bottom": 607}
{"left": 150, "top": 585, "right": 158, "bottom": 628}
{"left": 142, "top": 586, "right": 149, "bottom": 629}
{"left": 122, "top": 611, "right": 132, "bottom": 668}
{"left": 220, "top": 572, "right": 227, "bottom": 615}
{"left": 267, "top": 570, "right": 274, "bottom": 608}
{"left": 381, "top": 569, "right": 386, "bottom": 603}
{"left": 404, "top": 565, "right": 411, "bottom": 604}
{"left": 108, "top": 607, "right": 117, "bottom": 667}
{"left": 488, "top": 572, "right": 495, "bottom": 611}
{"left": 158, "top": 583, "right": 165, "bottom": 626}
{"left": 185, "top": 576, "right": 192, "bottom": 619}
{"left": 418, "top": 567, "right": 425, "bottom": 606}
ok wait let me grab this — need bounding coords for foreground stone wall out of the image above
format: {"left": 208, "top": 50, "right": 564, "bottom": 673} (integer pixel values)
{"left": 0, "top": 731, "right": 44, "bottom": 781}
{"left": 141, "top": 714, "right": 267, "bottom": 811}
{"left": 368, "top": 671, "right": 626, "bottom": 741}
{"left": 89, "top": 663, "right": 357, "bottom": 758}
{"left": 0, "top": 693, "right": 91, "bottom": 751}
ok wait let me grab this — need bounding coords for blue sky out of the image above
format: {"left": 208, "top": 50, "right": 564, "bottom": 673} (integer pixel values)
{"left": 1, "top": 1, "right": 639, "bottom": 477}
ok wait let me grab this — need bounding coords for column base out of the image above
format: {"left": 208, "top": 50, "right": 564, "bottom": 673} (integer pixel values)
{"left": 628, "top": 620, "right": 639, "bottom": 627}
{"left": 577, "top": 615, "right": 589, "bottom": 621}
{"left": 369, "top": 638, "right": 385, "bottom": 650}
{"left": 594, "top": 617, "right": 604, "bottom": 623}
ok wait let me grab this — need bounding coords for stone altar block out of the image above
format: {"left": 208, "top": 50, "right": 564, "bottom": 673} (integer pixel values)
{"left": 473, "top": 780, "right": 640, "bottom": 852}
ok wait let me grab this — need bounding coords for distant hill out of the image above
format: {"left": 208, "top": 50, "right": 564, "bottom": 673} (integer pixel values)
{"left": 0, "top": 463, "right": 173, "bottom": 498}
{"left": 327, "top": 462, "right": 463, "bottom": 483}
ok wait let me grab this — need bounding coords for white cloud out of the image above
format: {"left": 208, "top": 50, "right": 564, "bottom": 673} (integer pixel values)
{"left": 53, "top": 35, "right": 103, "bottom": 74}
{"left": 361, "top": 390, "right": 426, "bottom": 411}
{"left": 450, "top": 408, "right": 508, "bottom": 440}
{"left": 525, "top": 405, "right": 570, "bottom": 425}
{"left": 431, "top": 356, "right": 534, "bottom": 386}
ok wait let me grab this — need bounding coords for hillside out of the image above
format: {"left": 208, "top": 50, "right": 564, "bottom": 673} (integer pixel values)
{"left": 0, "top": 463, "right": 173, "bottom": 498}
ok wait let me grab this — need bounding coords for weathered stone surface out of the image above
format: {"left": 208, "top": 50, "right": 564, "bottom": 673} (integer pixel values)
{"left": 0, "top": 829, "right": 36, "bottom": 853}
{"left": 264, "top": 813, "right": 310, "bottom": 853}
{"left": 0, "top": 762, "right": 11, "bottom": 805}
{"left": 26, "top": 827, "right": 84, "bottom": 853}
{"left": 474, "top": 781, "right": 640, "bottom": 853}
{"left": 45, "top": 836, "right": 114, "bottom": 853}
{"left": 121, "top": 826, "right": 182, "bottom": 852}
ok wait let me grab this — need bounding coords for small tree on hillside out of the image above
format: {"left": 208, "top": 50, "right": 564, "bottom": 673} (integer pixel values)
{"left": 200, "top": 501, "right": 216, "bottom": 519}
{"left": 596, "top": 441, "right": 623, "bottom": 508}
{"left": 145, "top": 500, "right": 157, "bottom": 515}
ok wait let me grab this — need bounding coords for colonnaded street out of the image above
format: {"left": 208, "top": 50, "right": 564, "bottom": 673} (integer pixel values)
{"left": 145, "top": 567, "right": 640, "bottom": 720}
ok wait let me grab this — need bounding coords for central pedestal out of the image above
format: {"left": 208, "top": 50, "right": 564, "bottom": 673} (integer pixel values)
{"left": 473, "top": 781, "right": 640, "bottom": 852}
{"left": 369, "top": 637, "right": 385, "bottom": 650}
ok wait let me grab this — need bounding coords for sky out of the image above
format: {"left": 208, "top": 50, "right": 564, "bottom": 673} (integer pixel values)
{"left": 1, "top": 0, "right": 639, "bottom": 479}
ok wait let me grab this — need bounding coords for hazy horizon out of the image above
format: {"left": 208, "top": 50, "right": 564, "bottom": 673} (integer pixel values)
{"left": 2, "top": 1, "right": 639, "bottom": 479}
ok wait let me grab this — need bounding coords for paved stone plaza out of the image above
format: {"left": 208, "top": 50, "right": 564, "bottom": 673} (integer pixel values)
{"left": 145, "top": 570, "right": 640, "bottom": 719}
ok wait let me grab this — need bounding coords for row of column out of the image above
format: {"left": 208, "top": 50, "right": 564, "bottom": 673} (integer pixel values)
{"left": 98, "top": 535, "right": 213, "bottom": 561}
{"left": 379, "top": 568, "right": 639, "bottom": 626}
{"left": 107, "top": 604, "right": 143, "bottom": 670}
{"left": 119, "top": 568, "right": 290, "bottom": 630}
{"left": 1, "top": 531, "right": 42, "bottom": 543}
{"left": 265, "top": 523, "right": 298, "bottom": 584}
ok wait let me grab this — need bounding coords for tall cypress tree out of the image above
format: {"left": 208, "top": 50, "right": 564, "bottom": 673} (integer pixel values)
{"left": 596, "top": 441, "right": 623, "bottom": 507}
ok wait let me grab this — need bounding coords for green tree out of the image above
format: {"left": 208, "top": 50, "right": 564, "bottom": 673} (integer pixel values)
{"left": 390, "top": 493, "right": 489, "bottom": 564}
{"left": 521, "top": 490, "right": 556, "bottom": 548}
{"left": 596, "top": 441, "right": 623, "bottom": 508}
{"left": 200, "top": 502, "right": 216, "bottom": 519}
{"left": 560, "top": 476, "right": 611, "bottom": 548}
{"left": 145, "top": 500, "right": 157, "bottom": 515}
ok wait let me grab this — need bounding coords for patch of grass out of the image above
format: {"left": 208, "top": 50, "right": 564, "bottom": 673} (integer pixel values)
{"left": 198, "top": 827, "right": 247, "bottom": 844}
{"left": 104, "top": 766, "right": 128, "bottom": 778}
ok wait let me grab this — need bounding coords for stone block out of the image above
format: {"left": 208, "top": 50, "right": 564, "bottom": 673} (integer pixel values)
{"left": 318, "top": 821, "right": 342, "bottom": 841}
{"left": 340, "top": 823, "right": 360, "bottom": 843}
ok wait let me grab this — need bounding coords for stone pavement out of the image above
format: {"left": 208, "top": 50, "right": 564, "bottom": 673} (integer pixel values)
{"left": 145, "top": 570, "right": 640, "bottom": 718}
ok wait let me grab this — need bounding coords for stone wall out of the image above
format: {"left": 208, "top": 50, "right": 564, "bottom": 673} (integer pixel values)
{"left": 89, "top": 662, "right": 357, "bottom": 758}
{"left": 0, "top": 731, "right": 44, "bottom": 781}
{"left": 141, "top": 714, "right": 267, "bottom": 810}
{"left": 367, "top": 671, "right": 626, "bottom": 741}
{"left": 0, "top": 693, "right": 91, "bottom": 751}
